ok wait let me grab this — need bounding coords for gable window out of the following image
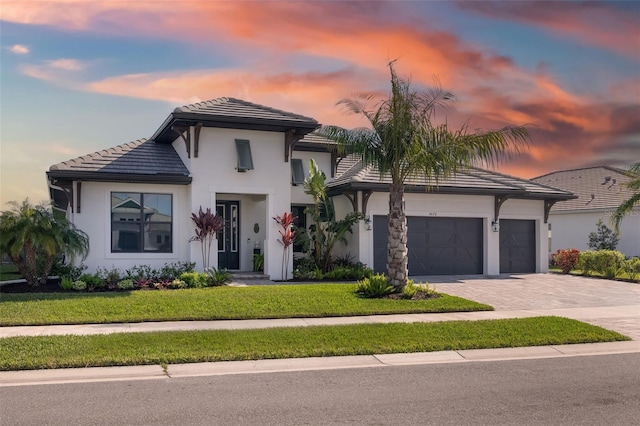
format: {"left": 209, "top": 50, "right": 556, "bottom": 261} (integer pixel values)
{"left": 235, "top": 139, "right": 254, "bottom": 172}
{"left": 111, "top": 192, "right": 172, "bottom": 253}
{"left": 291, "top": 159, "right": 305, "bottom": 185}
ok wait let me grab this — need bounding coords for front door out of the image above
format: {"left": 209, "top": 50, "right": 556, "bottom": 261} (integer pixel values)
{"left": 217, "top": 201, "right": 240, "bottom": 270}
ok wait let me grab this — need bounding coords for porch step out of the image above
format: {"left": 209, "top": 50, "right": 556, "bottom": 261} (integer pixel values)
{"left": 229, "top": 272, "right": 271, "bottom": 281}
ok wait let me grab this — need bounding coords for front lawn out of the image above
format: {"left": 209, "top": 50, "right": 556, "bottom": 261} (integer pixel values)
{"left": 0, "top": 284, "right": 492, "bottom": 326}
{"left": 0, "top": 263, "right": 21, "bottom": 281}
{"left": 0, "top": 316, "right": 628, "bottom": 370}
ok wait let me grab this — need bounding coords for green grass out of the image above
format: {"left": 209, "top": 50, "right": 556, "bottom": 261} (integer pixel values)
{"left": 0, "top": 316, "right": 628, "bottom": 371}
{"left": 0, "top": 263, "right": 21, "bottom": 281}
{"left": 0, "top": 284, "right": 492, "bottom": 326}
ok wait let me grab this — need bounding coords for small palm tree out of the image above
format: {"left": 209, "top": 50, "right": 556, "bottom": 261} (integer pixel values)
{"left": 0, "top": 199, "right": 89, "bottom": 286}
{"left": 320, "top": 61, "right": 530, "bottom": 291}
{"left": 611, "top": 162, "right": 640, "bottom": 232}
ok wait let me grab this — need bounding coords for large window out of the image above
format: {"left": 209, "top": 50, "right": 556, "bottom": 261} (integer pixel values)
{"left": 111, "top": 192, "right": 172, "bottom": 253}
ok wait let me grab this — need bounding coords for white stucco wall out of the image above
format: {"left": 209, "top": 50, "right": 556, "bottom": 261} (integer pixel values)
{"left": 549, "top": 209, "right": 640, "bottom": 257}
{"left": 290, "top": 151, "right": 332, "bottom": 205}
{"left": 71, "top": 181, "right": 190, "bottom": 274}
{"left": 357, "top": 192, "right": 549, "bottom": 275}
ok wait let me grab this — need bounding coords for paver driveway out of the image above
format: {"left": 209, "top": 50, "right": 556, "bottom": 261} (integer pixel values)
{"left": 411, "top": 273, "right": 640, "bottom": 339}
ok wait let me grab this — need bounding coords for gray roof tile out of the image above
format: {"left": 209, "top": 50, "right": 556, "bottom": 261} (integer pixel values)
{"left": 173, "top": 97, "right": 318, "bottom": 125}
{"left": 532, "top": 166, "right": 637, "bottom": 211}
{"left": 328, "top": 156, "right": 573, "bottom": 199}
{"left": 48, "top": 138, "right": 190, "bottom": 182}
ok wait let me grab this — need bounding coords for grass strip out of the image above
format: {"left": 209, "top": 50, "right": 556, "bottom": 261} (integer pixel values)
{"left": 0, "top": 284, "right": 491, "bottom": 326}
{"left": 0, "top": 316, "right": 629, "bottom": 371}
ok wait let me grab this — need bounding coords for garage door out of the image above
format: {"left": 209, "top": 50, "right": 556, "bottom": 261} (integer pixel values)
{"left": 500, "top": 219, "right": 536, "bottom": 273}
{"left": 373, "top": 216, "right": 483, "bottom": 275}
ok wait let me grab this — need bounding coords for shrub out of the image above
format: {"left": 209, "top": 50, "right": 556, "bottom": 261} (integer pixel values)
{"left": 159, "top": 262, "right": 195, "bottom": 280}
{"left": 179, "top": 271, "right": 209, "bottom": 288}
{"left": 52, "top": 263, "right": 87, "bottom": 281}
{"left": 356, "top": 273, "right": 394, "bottom": 298}
{"left": 593, "top": 250, "right": 625, "bottom": 278}
{"left": 78, "top": 273, "right": 105, "bottom": 289}
{"left": 169, "top": 279, "right": 187, "bottom": 289}
{"left": 324, "top": 266, "right": 350, "bottom": 281}
{"left": 588, "top": 219, "right": 619, "bottom": 251}
{"left": 621, "top": 258, "right": 640, "bottom": 281}
{"left": 401, "top": 279, "right": 418, "bottom": 299}
{"left": 116, "top": 279, "right": 134, "bottom": 290}
{"left": 552, "top": 249, "right": 580, "bottom": 274}
{"left": 205, "top": 267, "right": 232, "bottom": 286}
{"left": 252, "top": 254, "right": 264, "bottom": 272}
{"left": 59, "top": 276, "right": 74, "bottom": 291}
{"left": 577, "top": 251, "right": 597, "bottom": 276}
{"left": 72, "top": 280, "right": 87, "bottom": 291}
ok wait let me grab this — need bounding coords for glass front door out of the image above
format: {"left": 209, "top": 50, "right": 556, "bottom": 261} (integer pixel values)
{"left": 217, "top": 201, "right": 240, "bottom": 270}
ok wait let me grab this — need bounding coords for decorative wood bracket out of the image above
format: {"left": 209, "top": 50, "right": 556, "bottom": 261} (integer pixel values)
{"left": 53, "top": 180, "right": 74, "bottom": 213}
{"left": 193, "top": 123, "right": 202, "bottom": 158}
{"left": 361, "top": 190, "right": 373, "bottom": 216}
{"left": 76, "top": 181, "right": 82, "bottom": 214}
{"left": 343, "top": 191, "right": 358, "bottom": 213}
{"left": 172, "top": 125, "right": 191, "bottom": 158}
{"left": 544, "top": 200, "right": 556, "bottom": 224}
{"left": 284, "top": 129, "right": 301, "bottom": 162}
{"left": 494, "top": 195, "right": 510, "bottom": 222}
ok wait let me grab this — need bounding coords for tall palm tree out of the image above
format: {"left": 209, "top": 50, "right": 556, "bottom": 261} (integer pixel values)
{"left": 611, "top": 162, "right": 640, "bottom": 232}
{"left": 0, "top": 199, "right": 89, "bottom": 286}
{"left": 320, "top": 61, "right": 530, "bottom": 291}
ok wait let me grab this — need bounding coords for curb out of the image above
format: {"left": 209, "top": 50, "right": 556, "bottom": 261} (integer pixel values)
{"left": 2, "top": 340, "right": 639, "bottom": 387}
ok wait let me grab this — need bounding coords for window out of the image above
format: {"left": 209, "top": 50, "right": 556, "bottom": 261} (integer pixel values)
{"left": 235, "top": 139, "right": 254, "bottom": 172}
{"left": 111, "top": 192, "right": 172, "bottom": 252}
{"left": 291, "top": 205, "right": 307, "bottom": 253}
{"left": 291, "top": 159, "right": 305, "bottom": 185}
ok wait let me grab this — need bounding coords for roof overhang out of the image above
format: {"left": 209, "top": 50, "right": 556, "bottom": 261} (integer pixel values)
{"left": 47, "top": 170, "right": 192, "bottom": 185}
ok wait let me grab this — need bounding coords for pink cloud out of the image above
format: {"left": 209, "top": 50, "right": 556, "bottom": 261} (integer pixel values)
{"left": 9, "top": 44, "right": 29, "bottom": 54}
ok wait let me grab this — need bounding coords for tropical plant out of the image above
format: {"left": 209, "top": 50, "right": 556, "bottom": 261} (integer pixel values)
{"left": 190, "top": 206, "right": 225, "bottom": 270}
{"left": 401, "top": 279, "right": 418, "bottom": 299}
{"left": 551, "top": 248, "right": 580, "bottom": 274}
{"left": 588, "top": 219, "right": 619, "bottom": 251}
{"left": 0, "top": 199, "right": 90, "bottom": 286}
{"left": 252, "top": 253, "right": 264, "bottom": 272}
{"left": 116, "top": 279, "right": 135, "bottom": 290}
{"left": 273, "top": 212, "right": 297, "bottom": 280}
{"left": 59, "top": 276, "right": 74, "bottom": 291}
{"left": 205, "top": 267, "right": 232, "bottom": 286}
{"left": 355, "top": 273, "right": 394, "bottom": 298}
{"left": 179, "top": 271, "right": 209, "bottom": 288}
{"left": 611, "top": 162, "right": 640, "bottom": 232}
{"left": 319, "top": 61, "right": 529, "bottom": 291}
{"left": 621, "top": 257, "right": 640, "bottom": 281}
{"left": 298, "top": 159, "right": 363, "bottom": 272}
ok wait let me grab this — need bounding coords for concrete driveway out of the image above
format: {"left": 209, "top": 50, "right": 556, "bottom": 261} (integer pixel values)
{"left": 411, "top": 273, "right": 640, "bottom": 339}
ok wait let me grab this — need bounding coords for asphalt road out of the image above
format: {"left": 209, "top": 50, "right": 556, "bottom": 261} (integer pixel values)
{"left": 2, "top": 353, "right": 639, "bottom": 426}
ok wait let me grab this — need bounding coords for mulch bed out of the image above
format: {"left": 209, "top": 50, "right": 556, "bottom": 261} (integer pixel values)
{"left": 384, "top": 290, "right": 440, "bottom": 300}
{"left": 0, "top": 279, "right": 61, "bottom": 294}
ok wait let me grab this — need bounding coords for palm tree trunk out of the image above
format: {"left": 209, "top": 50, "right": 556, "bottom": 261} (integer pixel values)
{"left": 387, "top": 182, "right": 408, "bottom": 290}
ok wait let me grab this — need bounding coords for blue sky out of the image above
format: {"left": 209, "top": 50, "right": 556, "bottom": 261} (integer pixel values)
{"left": 1, "top": 0, "right": 638, "bottom": 206}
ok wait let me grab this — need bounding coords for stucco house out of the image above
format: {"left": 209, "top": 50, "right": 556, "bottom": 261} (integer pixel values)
{"left": 533, "top": 166, "right": 640, "bottom": 257}
{"left": 47, "top": 98, "right": 574, "bottom": 280}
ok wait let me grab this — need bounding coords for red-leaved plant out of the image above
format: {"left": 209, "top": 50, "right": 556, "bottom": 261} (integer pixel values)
{"left": 190, "top": 207, "right": 225, "bottom": 269}
{"left": 273, "top": 212, "right": 297, "bottom": 280}
{"left": 552, "top": 248, "right": 580, "bottom": 274}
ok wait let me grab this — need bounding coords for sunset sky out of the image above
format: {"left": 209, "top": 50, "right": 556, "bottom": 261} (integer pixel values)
{"left": 1, "top": 0, "right": 639, "bottom": 206}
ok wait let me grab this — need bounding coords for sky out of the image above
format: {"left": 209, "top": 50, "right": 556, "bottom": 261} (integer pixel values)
{"left": 1, "top": 0, "right": 639, "bottom": 206}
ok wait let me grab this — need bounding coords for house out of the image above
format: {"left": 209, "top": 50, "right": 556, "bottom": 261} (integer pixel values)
{"left": 533, "top": 166, "right": 640, "bottom": 257}
{"left": 47, "top": 97, "right": 575, "bottom": 279}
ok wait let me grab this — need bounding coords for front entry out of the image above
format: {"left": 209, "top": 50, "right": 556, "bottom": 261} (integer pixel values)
{"left": 217, "top": 201, "right": 240, "bottom": 270}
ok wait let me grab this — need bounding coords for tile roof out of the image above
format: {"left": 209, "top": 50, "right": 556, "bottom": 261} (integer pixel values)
{"left": 173, "top": 97, "right": 318, "bottom": 125}
{"left": 48, "top": 138, "right": 191, "bottom": 184}
{"left": 532, "top": 166, "right": 637, "bottom": 211}
{"left": 328, "top": 156, "right": 574, "bottom": 199}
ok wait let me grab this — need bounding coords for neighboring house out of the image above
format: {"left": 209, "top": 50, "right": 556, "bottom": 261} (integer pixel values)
{"left": 47, "top": 97, "right": 574, "bottom": 279}
{"left": 533, "top": 166, "right": 640, "bottom": 257}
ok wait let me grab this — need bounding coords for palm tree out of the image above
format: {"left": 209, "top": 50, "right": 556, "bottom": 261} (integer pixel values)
{"left": 320, "top": 61, "right": 530, "bottom": 291}
{"left": 611, "top": 162, "right": 640, "bottom": 232}
{"left": 0, "top": 199, "right": 89, "bottom": 286}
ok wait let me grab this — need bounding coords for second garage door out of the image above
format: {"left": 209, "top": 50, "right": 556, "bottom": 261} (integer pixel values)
{"left": 373, "top": 216, "right": 483, "bottom": 275}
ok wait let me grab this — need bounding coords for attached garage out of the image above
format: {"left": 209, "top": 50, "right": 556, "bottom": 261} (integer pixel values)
{"left": 374, "top": 216, "right": 483, "bottom": 275}
{"left": 500, "top": 219, "right": 536, "bottom": 273}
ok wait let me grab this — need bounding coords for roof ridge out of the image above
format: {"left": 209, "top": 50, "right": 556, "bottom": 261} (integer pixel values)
{"left": 461, "top": 167, "right": 524, "bottom": 190}
{"left": 532, "top": 165, "right": 631, "bottom": 180}
{"left": 470, "top": 166, "right": 573, "bottom": 195}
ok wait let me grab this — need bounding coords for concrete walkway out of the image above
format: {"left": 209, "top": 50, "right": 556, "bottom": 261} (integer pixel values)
{"left": 2, "top": 273, "right": 639, "bottom": 386}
